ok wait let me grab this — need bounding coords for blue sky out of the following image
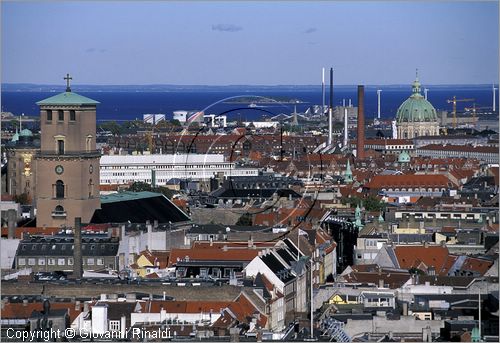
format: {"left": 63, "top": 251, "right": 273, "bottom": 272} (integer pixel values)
{"left": 2, "top": 1, "right": 499, "bottom": 85}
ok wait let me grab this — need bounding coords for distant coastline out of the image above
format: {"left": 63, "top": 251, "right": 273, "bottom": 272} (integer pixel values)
{"left": 1, "top": 83, "right": 497, "bottom": 93}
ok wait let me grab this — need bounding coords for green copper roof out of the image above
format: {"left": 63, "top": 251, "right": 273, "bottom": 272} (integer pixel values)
{"left": 396, "top": 77, "right": 437, "bottom": 123}
{"left": 19, "top": 128, "right": 33, "bottom": 137}
{"left": 100, "top": 191, "right": 162, "bottom": 204}
{"left": 398, "top": 150, "right": 411, "bottom": 163}
{"left": 11, "top": 132, "right": 19, "bottom": 142}
{"left": 36, "top": 92, "right": 100, "bottom": 106}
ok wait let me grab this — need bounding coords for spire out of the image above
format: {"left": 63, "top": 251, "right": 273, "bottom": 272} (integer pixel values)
{"left": 412, "top": 69, "right": 421, "bottom": 95}
{"left": 344, "top": 159, "right": 353, "bottom": 183}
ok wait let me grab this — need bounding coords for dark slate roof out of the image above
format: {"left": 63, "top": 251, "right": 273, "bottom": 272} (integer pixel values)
{"left": 91, "top": 191, "right": 190, "bottom": 224}
{"left": 260, "top": 253, "right": 295, "bottom": 283}
{"left": 16, "top": 234, "right": 118, "bottom": 257}
{"left": 276, "top": 248, "right": 297, "bottom": 266}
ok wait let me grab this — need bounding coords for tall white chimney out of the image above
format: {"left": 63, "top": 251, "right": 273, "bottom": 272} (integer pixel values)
{"left": 343, "top": 108, "right": 348, "bottom": 148}
{"left": 493, "top": 85, "right": 497, "bottom": 113}
{"left": 322, "top": 68, "right": 325, "bottom": 114}
{"left": 348, "top": 99, "right": 352, "bottom": 107}
{"left": 377, "top": 89, "right": 382, "bottom": 119}
{"left": 328, "top": 67, "right": 334, "bottom": 146}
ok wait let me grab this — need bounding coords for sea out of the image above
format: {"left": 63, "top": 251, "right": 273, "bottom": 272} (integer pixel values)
{"left": 1, "top": 85, "right": 497, "bottom": 122}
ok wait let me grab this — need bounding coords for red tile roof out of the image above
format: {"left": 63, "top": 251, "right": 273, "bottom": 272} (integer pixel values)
{"left": 394, "top": 245, "right": 450, "bottom": 275}
{"left": 168, "top": 248, "right": 259, "bottom": 267}
{"left": 1, "top": 301, "right": 83, "bottom": 322}
{"left": 460, "top": 257, "right": 494, "bottom": 276}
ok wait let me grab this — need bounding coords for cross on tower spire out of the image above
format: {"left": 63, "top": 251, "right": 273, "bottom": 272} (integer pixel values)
{"left": 64, "top": 73, "right": 72, "bottom": 92}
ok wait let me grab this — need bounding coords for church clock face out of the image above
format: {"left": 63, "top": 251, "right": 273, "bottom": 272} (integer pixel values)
{"left": 89, "top": 164, "right": 93, "bottom": 174}
{"left": 55, "top": 165, "right": 64, "bottom": 175}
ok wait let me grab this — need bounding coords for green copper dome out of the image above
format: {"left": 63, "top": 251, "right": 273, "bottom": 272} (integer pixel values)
{"left": 398, "top": 150, "right": 411, "bottom": 163}
{"left": 396, "top": 77, "right": 437, "bottom": 123}
{"left": 19, "top": 128, "right": 33, "bottom": 137}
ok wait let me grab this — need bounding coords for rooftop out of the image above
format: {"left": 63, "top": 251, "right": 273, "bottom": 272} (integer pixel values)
{"left": 36, "top": 92, "right": 99, "bottom": 106}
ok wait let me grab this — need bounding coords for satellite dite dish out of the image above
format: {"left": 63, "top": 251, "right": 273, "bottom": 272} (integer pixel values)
{"left": 226, "top": 227, "right": 231, "bottom": 232}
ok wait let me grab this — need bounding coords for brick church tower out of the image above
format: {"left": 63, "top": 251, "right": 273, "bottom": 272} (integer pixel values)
{"left": 35, "top": 74, "right": 101, "bottom": 227}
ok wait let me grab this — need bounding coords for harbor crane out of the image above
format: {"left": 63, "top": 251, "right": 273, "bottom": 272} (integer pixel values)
{"left": 464, "top": 104, "right": 493, "bottom": 121}
{"left": 446, "top": 96, "right": 474, "bottom": 128}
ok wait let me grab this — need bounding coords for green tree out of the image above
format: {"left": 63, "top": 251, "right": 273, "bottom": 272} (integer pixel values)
{"left": 341, "top": 195, "right": 385, "bottom": 212}
{"left": 127, "top": 181, "right": 153, "bottom": 192}
{"left": 170, "top": 119, "right": 181, "bottom": 127}
{"left": 99, "top": 121, "right": 123, "bottom": 135}
{"left": 14, "top": 193, "right": 30, "bottom": 205}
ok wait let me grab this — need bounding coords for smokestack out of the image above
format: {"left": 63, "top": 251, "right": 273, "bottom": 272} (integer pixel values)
{"left": 321, "top": 68, "right": 325, "bottom": 114}
{"left": 328, "top": 67, "right": 333, "bottom": 146}
{"left": 493, "top": 85, "right": 497, "bottom": 113}
{"left": 357, "top": 85, "right": 365, "bottom": 159}
{"left": 7, "top": 209, "right": 16, "bottom": 239}
{"left": 377, "top": 89, "right": 382, "bottom": 119}
{"left": 343, "top": 108, "right": 348, "bottom": 148}
{"left": 73, "top": 217, "right": 83, "bottom": 279}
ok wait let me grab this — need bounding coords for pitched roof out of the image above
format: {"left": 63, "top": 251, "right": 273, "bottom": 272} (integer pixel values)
{"left": 168, "top": 248, "right": 259, "bottom": 267}
{"left": 394, "top": 245, "right": 450, "bottom": 274}
{"left": 91, "top": 191, "right": 190, "bottom": 224}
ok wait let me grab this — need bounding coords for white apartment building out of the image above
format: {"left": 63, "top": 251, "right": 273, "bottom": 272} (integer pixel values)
{"left": 100, "top": 154, "right": 258, "bottom": 185}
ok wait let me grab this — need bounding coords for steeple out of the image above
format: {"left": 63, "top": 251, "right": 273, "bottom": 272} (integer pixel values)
{"left": 344, "top": 159, "right": 353, "bottom": 183}
{"left": 412, "top": 68, "right": 422, "bottom": 95}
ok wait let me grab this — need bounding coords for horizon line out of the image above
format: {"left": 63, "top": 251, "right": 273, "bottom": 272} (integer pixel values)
{"left": 2, "top": 82, "right": 498, "bottom": 88}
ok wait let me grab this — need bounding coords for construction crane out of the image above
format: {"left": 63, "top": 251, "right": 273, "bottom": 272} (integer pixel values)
{"left": 447, "top": 96, "right": 474, "bottom": 128}
{"left": 464, "top": 104, "right": 493, "bottom": 121}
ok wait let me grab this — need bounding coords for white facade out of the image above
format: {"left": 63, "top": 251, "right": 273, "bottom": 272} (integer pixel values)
{"left": 131, "top": 309, "right": 221, "bottom": 327}
{"left": 100, "top": 154, "right": 258, "bottom": 185}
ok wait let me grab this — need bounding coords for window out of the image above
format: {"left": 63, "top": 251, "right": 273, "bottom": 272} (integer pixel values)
{"left": 18, "top": 258, "right": 26, "bottom": 266}
{"left": 48, "top": 258, "right": 56, "bottom": 266}
{"left": 28, "top": 258, "right": 36, "bottom": 266}
{"left": 58, "top": 110, "right": 64, "bottom": 121}
{"left": 55, "top": 180, "right": 65, "bottom": 199}
{"left": 70, "top": 110, "right": 76, "bottom": 121}
{"left": 200, "top": 268, "right": 208, "bottom": 277}
{"left": 97, "top": 258, "right": 104, "bottom": 266}
{"left": 109, "top": 320, "right": 120, "bottom": 332}
{"left": 87, "top": 258, "right": 95, "bottom": 265}
{"left": 68, "top": 258, "right": 74, "bottom": 265}
{"left": 47, "top": 110, "right": 53, "bottom": 121}
{"left": 38, "top": 258, "right": 45, "bottom": 265}
{"left": 86, "top": 136, "right": 92, "bottom": 152}
{"left": 57, "top": 140, "right": 65, "bottom": 154}
{"left": 57, "top": 258, "right": 65, "bottom": 266}
{"left": 88, "top": 179, "right": 94, "bottom": 197}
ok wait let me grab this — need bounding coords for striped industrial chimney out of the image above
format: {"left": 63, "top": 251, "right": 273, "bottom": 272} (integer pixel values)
{"left": 357, "top": 85, "right": 365, "bottom": 159}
